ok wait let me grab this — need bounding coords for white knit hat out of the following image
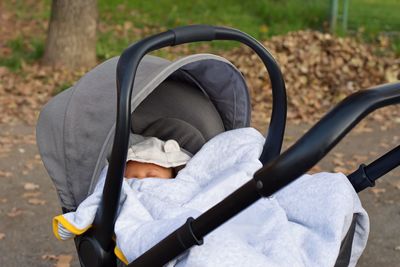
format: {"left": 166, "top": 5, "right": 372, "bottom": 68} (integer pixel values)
{"left": 127, "top": 137, "right": 192, "bottom": 168}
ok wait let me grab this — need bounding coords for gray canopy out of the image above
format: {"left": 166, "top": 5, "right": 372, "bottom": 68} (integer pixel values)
{"left": 37, "top": 54, "right": 251, "bottom": 210}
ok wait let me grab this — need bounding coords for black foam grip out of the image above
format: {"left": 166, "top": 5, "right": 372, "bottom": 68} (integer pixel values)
{"left": 172, "top": 25, "right": 216, "bottom": 45}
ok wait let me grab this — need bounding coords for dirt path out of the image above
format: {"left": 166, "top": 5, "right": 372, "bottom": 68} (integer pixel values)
{"left": 0, "top": 121, "right": 399, "bottom": 266}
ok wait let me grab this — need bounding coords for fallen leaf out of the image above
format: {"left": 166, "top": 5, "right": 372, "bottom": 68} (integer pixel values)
{"left": 380, "top": 125, "right": 388, "bottom": 131}
{"left": 309, "top": 165, "right": 322, "bottom": 173}
{"left": 28, "top": 198, "right": 46, "bottom": 205}
{"left": 332, "top": 157, "right": 345, "bottom": 167}
{"left": 333, "top": 166, "right": 349, "bottom": 173}
{"left": 0, "top": 198, "right": 7, "bottom": 204}
{"left": 7, "top": 207, "right": 22, "bottom": 217}
{"left": 352, "top": 155, "right": 368, "bottom": 162}
{"left": 24, "top": 182, "right": 40, "bottom": 190}
{"left": 369, "top": 151, "right": 378, "bottom": 157}
{"left": 41, "top": 254, "right": 58, "bottom": 261}
{"left": 0, "top": 171, "right": 12, "bottom": 177}
{"left": 24, "top": 162, "right": 34, "bottom": 170}
{"left": 333, "top": 152, "right": 344, "bottom": 158}
{"left": 22, "top": 192, "right": 42, "bottom": 198}
{"left": 380, "top": 142, "right": 390, "bottom": 149}
{"left": 392, "top": 180, "right": 400, "bottom": 190}
{"left": 370, "top": 187, "right": 386, "bottom": 196}
{"left": 55, "top": 254, "right": 73, "bottom": 267}
{"left": 384, "top": 200, "right": 395, "bottom": 204}
{"left": 0, "top": 233, "right": 5, "bottom": 240}
{"left": 385, "top": 69, "right": 398, "bottom": 83}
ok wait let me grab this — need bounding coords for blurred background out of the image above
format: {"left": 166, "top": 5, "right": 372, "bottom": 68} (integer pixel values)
{"left": 0, "top": 0, "right": 399, "bottom": 266}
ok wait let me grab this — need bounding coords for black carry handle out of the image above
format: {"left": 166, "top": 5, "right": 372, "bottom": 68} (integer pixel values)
{"left": 129, "top": 82, "right": 400, "bottom": 267}
{"left": 92, "top": 25, "right": 287, "bottom": 253}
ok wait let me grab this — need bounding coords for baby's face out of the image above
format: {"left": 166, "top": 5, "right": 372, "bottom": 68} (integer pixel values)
{"left": 124, "top": 160, "right": 173, "bottom": 179}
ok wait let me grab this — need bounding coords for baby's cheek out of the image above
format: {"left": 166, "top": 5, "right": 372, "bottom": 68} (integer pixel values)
{"left": 124, "top": 163, "right": 135, "bottom": 178}
{"left": 157, "top": 168, "right": 173, "bottom": 179}
{"left": 166, "top": 168, "right": 174, "bottom": 178}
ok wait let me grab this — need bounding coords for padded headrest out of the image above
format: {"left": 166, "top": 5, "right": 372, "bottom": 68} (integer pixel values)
{"left": 131, "top": 78, "right": 225, "bottom": 154}
{"left": 141, "top": 118, "right": 205, "bottom": 154}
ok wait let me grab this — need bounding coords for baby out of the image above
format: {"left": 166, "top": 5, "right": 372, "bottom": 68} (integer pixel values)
{"left": 124, "top": 137, "right": 191, "bottom": 179}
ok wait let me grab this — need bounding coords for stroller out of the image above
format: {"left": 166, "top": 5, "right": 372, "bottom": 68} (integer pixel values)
{"left": 36, "top": 25, "right": 400, "bottom": 267}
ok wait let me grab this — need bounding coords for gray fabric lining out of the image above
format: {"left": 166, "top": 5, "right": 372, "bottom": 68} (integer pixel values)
{"left": 179, "top": 60, "right": 251, "bottom": 129}
{"left": 131, "top": 79, "right": 225, "bottom": 143}
{"left": 168, "top": 69, "right": 211, "bottom": 99}
{"left": 142, "top": 118, "right": 207, "bottom": 154}
{"left": 37, "top": 54, "right": 251, "bottom": 209}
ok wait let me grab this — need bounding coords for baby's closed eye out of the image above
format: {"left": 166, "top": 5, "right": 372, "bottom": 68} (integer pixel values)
{"left": 147, "top": 170, "right": 159, "bottom": 177}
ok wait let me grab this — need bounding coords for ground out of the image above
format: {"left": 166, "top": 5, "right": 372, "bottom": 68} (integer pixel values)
{"left": 0, "top": 121, "right": 399, "bottom": 267}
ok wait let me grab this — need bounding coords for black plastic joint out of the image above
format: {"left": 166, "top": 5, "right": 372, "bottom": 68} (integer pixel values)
{"left": 177, "top": 217, "right": 204, "bottom": 248}
{"left": 76, "top": 234, "right": 116, "bottom": 267}
{"left": 351, "top": 164, "right": 375, "bottom": 192}
{"left": 252, "top": 169, "right": 274, "bottom": 198}
{"left": 171, "top": 25, "right": 215, "bottom": 46}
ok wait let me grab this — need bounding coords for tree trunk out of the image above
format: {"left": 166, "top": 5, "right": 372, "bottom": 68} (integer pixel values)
{"left": 42, "top": 0, "right": 98, "bottom": 69}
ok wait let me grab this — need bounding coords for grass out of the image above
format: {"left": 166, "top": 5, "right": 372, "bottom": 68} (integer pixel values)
{"left": 97, "top": 0, "right": 330, "bottom": 55}
{"left": 0, "top": 36, "right": 45, "bottom": 71}
{"left": 97, "top": 0, "right": 400, "bottom": 57}
{"left": 344, "top": 0, "right": 400, "bottom": 54}
{"left": 53, "top": 82, "right": 73, "bottom": 95}
{"left": 0, "top": 0, "right": 398, "bottom": 70}
{"left": 348, "top": 0, "right": 399, "bottom": 32}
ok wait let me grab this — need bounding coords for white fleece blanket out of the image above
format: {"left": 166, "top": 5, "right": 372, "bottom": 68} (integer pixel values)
{"left": 53, "top": 128, "right": 369, "bottom": 267}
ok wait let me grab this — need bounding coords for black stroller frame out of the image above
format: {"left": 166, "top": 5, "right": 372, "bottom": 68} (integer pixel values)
{"left": 72, "top": 25, "right": 400, "bottom": 267}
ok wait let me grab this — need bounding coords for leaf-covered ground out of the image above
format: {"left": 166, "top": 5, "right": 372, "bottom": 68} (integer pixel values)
{"left": 1, "top": 1, "right": 399, "bottom": 127}
{"left": 225, "top": 31, "right": 399, "bottom": 126}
